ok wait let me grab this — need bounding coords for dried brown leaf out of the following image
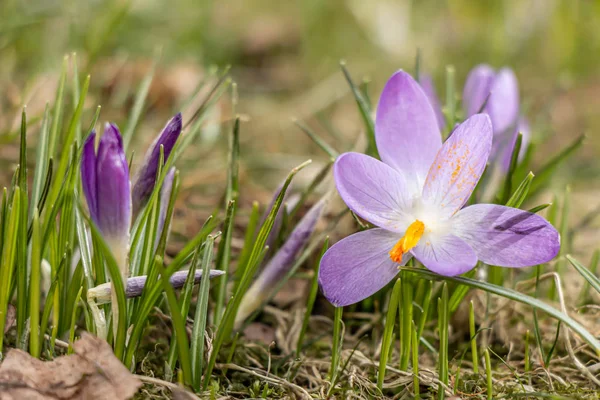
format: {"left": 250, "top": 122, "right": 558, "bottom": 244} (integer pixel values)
{"left": 0, "top": 333, "right": 141, "bottom": 400}
{"left": 3, "top": 305, "right": 15, "bottom": 334}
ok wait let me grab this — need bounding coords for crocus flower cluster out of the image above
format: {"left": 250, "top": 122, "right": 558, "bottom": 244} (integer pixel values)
{"left": 318, "top": 71, "right": 560, "bottom": 307}
{"left": 81, "top": 114, "right": 183, "bottom": 338}
{"left": 81, "top": 113, "right": 183, "bottom": 259}
{"left": 463, "top": 64, "right": 529, "bottom": 171}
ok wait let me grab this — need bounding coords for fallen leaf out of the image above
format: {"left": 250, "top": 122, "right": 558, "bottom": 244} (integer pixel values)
{"left": 3, "top": 305, "right": 15, "bottom": 334}
{"left": 0, "top": 333, "right": 141, "bottom": 400}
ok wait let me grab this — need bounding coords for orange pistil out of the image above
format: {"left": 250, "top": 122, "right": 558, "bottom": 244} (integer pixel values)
{"left": 389, "top": 220, "right": 425, "bottom": 263}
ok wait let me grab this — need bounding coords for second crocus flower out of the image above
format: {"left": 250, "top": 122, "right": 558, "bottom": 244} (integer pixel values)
{"left": 132, "top": 113, "right": 182, "bottom": 216}
{"left": 463, "top": 64, "right": 529, "bottom": 171}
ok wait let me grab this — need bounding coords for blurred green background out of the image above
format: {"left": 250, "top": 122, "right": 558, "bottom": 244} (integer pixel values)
{"left": 2, "top": 0, "right": 600, "bottom": 244}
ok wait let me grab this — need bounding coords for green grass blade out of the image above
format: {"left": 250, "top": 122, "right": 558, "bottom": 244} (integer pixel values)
{"left": 123, "top": 60, "right": 156, "bottom": 149}
{"left": 400, "top": 266, "right": 600, "bottom": 354}
{"left": 530, "top": 134, "right": 584, "bottom": 195}
{"left": 293, "top": 119, "right": 338, "bottom": 160}
{"left": 202, "top": 159, "right": 311, "bottom": 388}
{"left": 505, "top": 171, "right": 534, "bottom": 208}
{"left": 191, "top": 235, "right": 216, "bottom": 390}
{"left": 567, "top": 254, "right": 600, "bottom": 294}
{"left": 296, "top": 237, "right": 329, "bottom": 359}
{"left": 378, "top": 278, "right": 401, "bottom": 390}
{"left": 48, "top": 56, "right": 68, "bottom": 158}
{"left": 158, "top": 255, "right": 193, "bottom": 386}
{"left": 0, "top": 188, "right": 21, "bottom": 359}
{"left": 29, "top": 209, "right": 42, "bottom": 358}
{"left": 340, "top": 62, "right": 378, "bottom": 158}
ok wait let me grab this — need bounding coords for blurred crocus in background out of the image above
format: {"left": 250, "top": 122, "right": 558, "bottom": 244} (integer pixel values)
{"left": 235, "top": 196, "right": 328, "bottom": 328}
{"left": 463, "top": 64, "right": 529, "bottom": 171}
{"left": 318, "top": 71, "right": 559, "bottom": 307}
{"left": 132, "top": 113, "right": 182, "bottom": 216}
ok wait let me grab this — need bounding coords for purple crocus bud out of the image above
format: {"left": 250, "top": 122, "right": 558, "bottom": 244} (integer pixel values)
{"left": 418, "top": 73, "right": 445, "bottom": 131}
{"left": 463, "top": 64, "right": 496, "bottom": 118}
{"left": 81, "top": 124, "right": 132, "bottom": 251}
{"left": 88, "top": 269, "right": 225, "bottom": 304}
{"left": 235, "top": 197, "right": 327, "bottom": 327}
{"left": 319, "top": 71, "right": 559, "bottom": 307}
{"left": 132, "top": 113, "right": 182, "bottom": 216}
{"left": 463, "top": 65, "right": 519, "bottom": 136}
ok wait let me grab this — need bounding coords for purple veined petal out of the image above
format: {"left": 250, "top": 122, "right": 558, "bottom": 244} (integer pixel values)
{"left": 334, "top": 152, "right": 414, "bottom": 232}
{"left": 132, "top": 113, "right": 183, "bottom": 216}
{"left": 419, "top": 73, "right": 446, "bottom": 131}
{"left": 155, "top": 167, "right": 176, "bottom": 251}
{"left": 319, "top": 228, "right": 410, "bottom": 307}
{"left": 422, "top": 114, "right": 493, "bottom": 216}
{"left": 487, "top": 68, "right": 519, "bottom": 135}
{"left": 463, "top": 64, "right": 495, "bottom": 117}
{"left": 236, "top": 197, "right": 327, "bottom": 326}
{"left": 411, "top": 233, "right": 478, "bottom": 276}
{"left": 81, "top": 131, "right": 98, "bottom": 224}
{"left": 95, "top": 123, "right": 132, "bottom": 242}
{"left": 375, "top": 70, "right": 442, "bottom": 193}
{"left": 451, "top": 204, "right": 560, "bottom": 267}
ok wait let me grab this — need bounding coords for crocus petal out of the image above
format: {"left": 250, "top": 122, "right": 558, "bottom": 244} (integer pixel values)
{"left": 319, "top": 228, "right": 409, "bottom": 307}
{"left": 81, "top": 131, "right": 98, "bottom": 223}
{"left": 422, "top": 114, "right": 492, "bottom": 216}
{"left": 132, "top": 113, "right": 182, "bottom": 215}
{"left": 334, "top": 152, "right": 414, "bottom": 232}
{"left": 452, "top": 204, "right": 560, "bottom": 267}
{"left": 419, "top": 73, "right": 446, "bottom": 130}
{"left": 375, "top": 70, "right": 442, "bottom": 193}
{"left": 487, "top": 68, "right": 519, "bottom": 135}
{"left": 411, "top": 233, "right": 477, "bottom": 276}
{"left": 463, "top": 64, "right": 495, "bottom": 117}
{"left": 95, "top": 123, "right": 132, "bottom": 241}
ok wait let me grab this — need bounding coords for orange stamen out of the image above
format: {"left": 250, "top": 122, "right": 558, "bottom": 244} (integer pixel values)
{"left": 389, "top": 220, "right": 425, "bottom": 263}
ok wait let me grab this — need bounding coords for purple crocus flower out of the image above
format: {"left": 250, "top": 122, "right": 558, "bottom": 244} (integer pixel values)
{"left": 463, "top": 65, "right": 527, "bottom": 171}
{"left": 82, "top": 123, "right": 132, "bottom": 338}
{"left": 82, "top": 123, "right": 132, "bottom": 252}
{"left": 318, "top": 71, "right": 560, "bottom": 307}
{"left": 132, "top": 113, "right": 182, "bottom": 216}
